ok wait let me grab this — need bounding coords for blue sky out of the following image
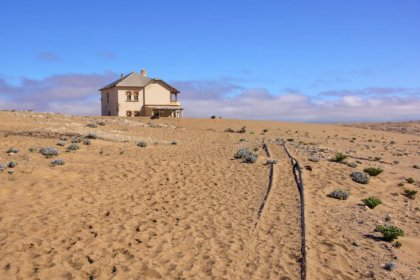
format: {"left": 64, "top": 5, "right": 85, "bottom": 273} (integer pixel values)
{"left": 1, "top": 0, "right": 419, "bottom": 122}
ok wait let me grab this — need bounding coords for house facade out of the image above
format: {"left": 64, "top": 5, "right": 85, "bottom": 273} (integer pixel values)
{"left": 99, "top": 69, "right": 182, "bottom": 118}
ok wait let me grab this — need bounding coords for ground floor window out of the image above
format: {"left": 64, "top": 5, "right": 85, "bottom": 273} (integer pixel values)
{"left": 126, "top": 111, "right": 132, "bottom": 117}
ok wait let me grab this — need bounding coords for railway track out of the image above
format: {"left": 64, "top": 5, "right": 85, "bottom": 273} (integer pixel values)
{"left": 245, "top": 142, "right": 306, "bottom": 279}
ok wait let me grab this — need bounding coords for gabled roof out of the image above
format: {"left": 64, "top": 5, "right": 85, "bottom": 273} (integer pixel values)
{"left": 99, "top": 72, "right": 179, "bottom": 93}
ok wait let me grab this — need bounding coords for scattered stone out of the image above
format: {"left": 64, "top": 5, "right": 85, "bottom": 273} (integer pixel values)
{"left": 308, "top": 155, "right": 320, "bottom": 162}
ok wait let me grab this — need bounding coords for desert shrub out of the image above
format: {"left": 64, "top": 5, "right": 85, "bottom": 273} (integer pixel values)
{"left": 253, "top": 147, "right": 259, "bottom": 152}
{"left": 244, "top": 153, "right": 258, "bottom": 163}
{"left": 351, "top": 172, "right": 370, "bottom": 184}
{"left": 308, "top": 155, "right": 320, "bottom": 162}
{"left": 347, "top": 162, "right": 358, "bottom": 168}
{"left": 239, "top": 138, "right": 246, "bottom": 142}
{"left": 249, "top": 131, "right": 255, "bottom": 134}
{"left": 71, "top": 136, "right": 82, "bottom": 143}
{"left": 224, "top": 128, "right": 234, "bottom": 133}
{"left": 51, "top": 159, "right": 65, "bottom": 166}
{"left": 363, "top": 167, "right": 383, "bottom": 176}
{"left": 397, "top": 182, "right": 404, "bottom": 187}
{"left": 234, "top": 148, "right": 258, "bottom": 163}
{"left": 262, "top": 129, "right": 268, "bottom": 133}
{"left": 287, "top": 138, "right": 294, "bottom": 142}
{"left": 376, "top": 225, "right": 404, "bottom": 242}
{"left": 8, "top": 170, "right": 15, "bottom": 176}
{"left": 28, "top": 147, "right": 38, "bottom": 152}
{"left": 7, "top": 162, "right": 17, "bottom": 168}
{"left": 57, "top": 141, "right": 66, "bottom": 146}
{"left": 170, "top": 141, "right": 178, "bottom": 145}
{"left": 266, "top": 159, "right": 277, "bottom": 165}
{"left": 393, "top": 241, "right": 402, "bottom": 248}
{"left": 333, "top": 152, "right": 347, "bottom": 162}
{"left": 374, "top": 157, "right": 382, "bottom": 161}
{"left": 362, "top": 196, "right": 382, "bottom": 209}
{"left": 87, "top": 123, "right": 97, "bottom": 128}
{"left": 234, "top": 148, "right": 251, "bottom": 159}
{"left": 406, "top": 177, "right": 415, "bottom": 184}
{"left": 237, "top": 126, "right": 246, "bottom": 133}
{"left": 98, "top": 121, "right": 106, "bottom": 126}
{"left": 329, "top": 190, "right": 350, "bottom": 200}
{"left": 6, "top": 147, "right": 19, "bottom": 153}
{"left": 40, "top": 146, "right": 60, "bottom": 157}
{"left": 137, "top": 141, "right": 147, "bottom": 148}
{"left": 86, "top": 133, "right": 97, "bottom": 139}
{"left": 383, "top": 262, "right": 396, "bottom": 271}
{"left": 83, "top": 139, "right": 91, "bottom": 145}
{"left": 210, "top": 115, "right": 216, "bottom": 119}
{"left": 66, "top": 143, "right": 80, "bottom": 151}
{"left": 404, "top": 189, "right": 417, "bottom": 200}
{"left": 0, "top": 164, "right": 5, "bottom": 171}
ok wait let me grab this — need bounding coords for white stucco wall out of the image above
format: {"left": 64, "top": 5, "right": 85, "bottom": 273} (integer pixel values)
{"left": 101, "top": 87, "right": 118, "bottom": 116}
{"left": 144, "top": 82, "right": 172, "bottom": 105}
{"left": 117, "top": 88, "right": 144, "bottom": 116}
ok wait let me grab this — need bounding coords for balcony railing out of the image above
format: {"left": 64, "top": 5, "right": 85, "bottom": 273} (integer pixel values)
{"left": 170, "top": 101, "right": 181, "bottom": 106}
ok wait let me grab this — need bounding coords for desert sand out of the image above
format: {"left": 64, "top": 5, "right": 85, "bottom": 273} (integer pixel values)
{"left": 0, "top": 111, "right": 419, "bottom": 279}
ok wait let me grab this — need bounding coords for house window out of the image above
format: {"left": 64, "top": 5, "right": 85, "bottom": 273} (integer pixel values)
{"left": 108, "top": 111, "right": 111, "bottom": 116}
{"left": 106, "top": 92, "right": 109, "bottom": 103}
{"left": 126, "top": 91, "right": 132, "bottom": 101}
{"left": 133, "top": 110, "right": 140, "bottom": 117}
{"left": 171, "top": 93, "right": 177, "bottom": 102}
{"left": 133, "top": 91, "right": 139, "bottom": 101}
{"left": 126, "top": 111, "right": 132, "bottom": 117}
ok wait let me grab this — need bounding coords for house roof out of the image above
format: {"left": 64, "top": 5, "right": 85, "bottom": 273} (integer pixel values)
{"left": 99, "top": 72, "right": 179, "bottom": 93}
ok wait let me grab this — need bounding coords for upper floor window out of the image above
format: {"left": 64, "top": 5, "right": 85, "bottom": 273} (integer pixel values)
{"left": 171, "top": 93, "right": 177, "bottom": 102}
{"left": 133, "top": 91, "right": 139, "bottom": 101}
{"left": 126, "top": 91, "right": 132, "bottom": 101}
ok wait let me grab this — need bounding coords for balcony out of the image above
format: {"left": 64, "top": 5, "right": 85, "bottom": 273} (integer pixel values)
{"left": 170, "top": 101, "right": 181, "bottom": 106}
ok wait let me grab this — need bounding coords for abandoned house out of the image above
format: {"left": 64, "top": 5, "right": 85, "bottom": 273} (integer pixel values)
{"left": 99, "top": 69, "right": 182, "bottom": 118}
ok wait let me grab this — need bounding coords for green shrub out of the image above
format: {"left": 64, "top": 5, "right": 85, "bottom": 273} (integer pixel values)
{"left": 376, "top": 225, "right": 404, "bottom": 242}
{"left": 404, "top": 189, "right": 417, "bottom": 199}
{"left": 333, "top": 152, "right": 347, "bottom": 162}
{"left": 362, "top": 197, "right": 382, "bottom": 209}
{"left": 329, "top": 190, "right": 350, "bottom": 200}
{"left": 406, "top": 177, "right": 415, "bottom": 184}
{"left": 397, "top": 182, "right": 404, "bottom": 187}
{"left": 363, "top": 167, "right": 383, "bottom": 176}
{"left": 87, "top": 123, "right": 97, "bottom": 128}
{"left": 137, "top": 141, "right": 147, "bottom": 148}
{"left": 239, "top": 138, "right": 246, "bottom": 142}
{"left": 83, "top": 139, "right": 91, "bottom": 145}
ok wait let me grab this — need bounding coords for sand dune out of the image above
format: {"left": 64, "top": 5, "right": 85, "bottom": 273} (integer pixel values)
{"left": 0, "top": 111, "right": 419, "bottom": 279}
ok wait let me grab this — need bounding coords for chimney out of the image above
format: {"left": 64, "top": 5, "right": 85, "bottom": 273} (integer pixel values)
{"left": 140, "top": 69, "right": 147, "bottom": 77}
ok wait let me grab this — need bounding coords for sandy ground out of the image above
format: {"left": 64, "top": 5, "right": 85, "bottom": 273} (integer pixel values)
{"left": 0, "top": 111, "right": 419, "bottom": 279}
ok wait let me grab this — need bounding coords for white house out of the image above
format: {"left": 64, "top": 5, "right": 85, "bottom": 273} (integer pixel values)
{"left": 99, "top": 69, "right": 182, "bottom": 118}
